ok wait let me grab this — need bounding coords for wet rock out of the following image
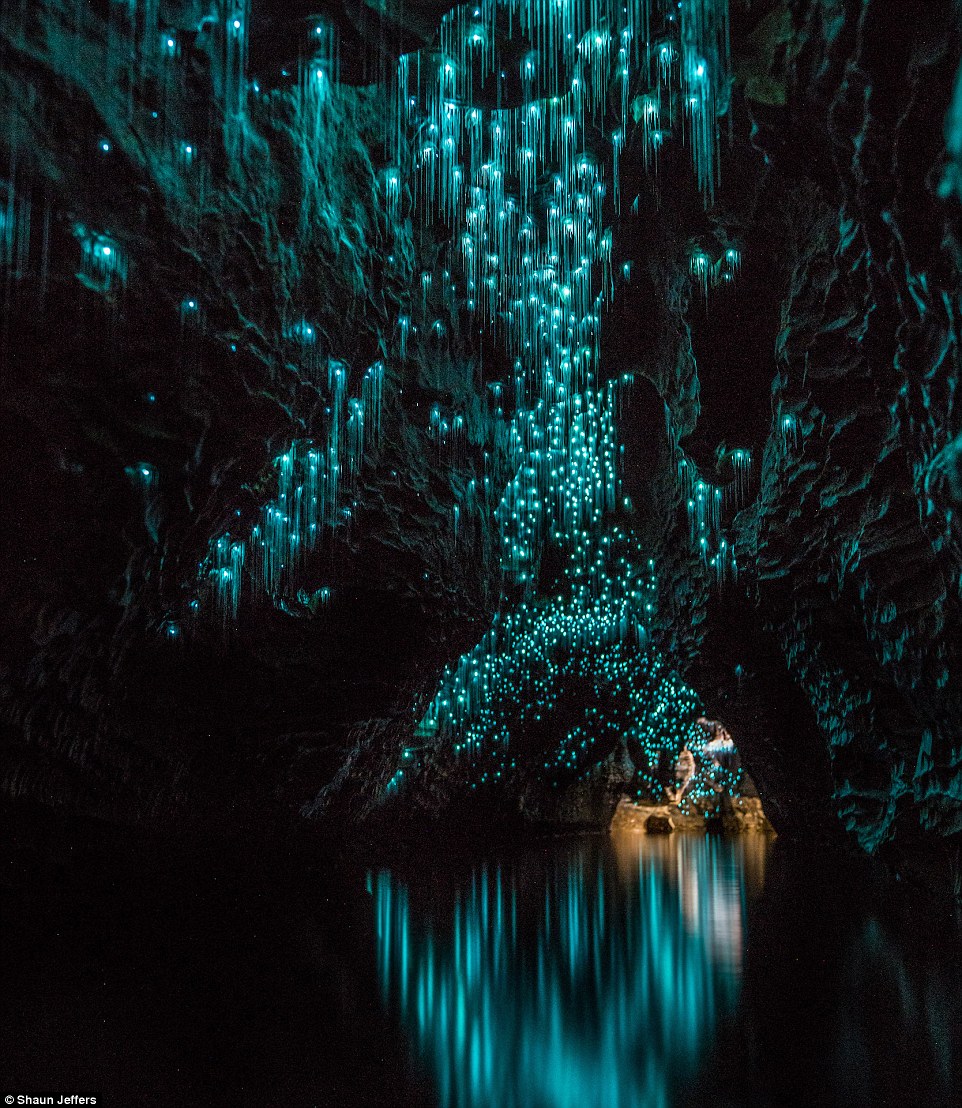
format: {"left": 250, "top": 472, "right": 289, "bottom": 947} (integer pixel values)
{"left": 721, "top": 797, "right": 776, "bottom": 836}
{"left": 645, "top": 812, "right": 675, "bottom": 835}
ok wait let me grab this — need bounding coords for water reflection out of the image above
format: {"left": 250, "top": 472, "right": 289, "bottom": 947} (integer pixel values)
{"left": 372, "top": 834, "right": 769, "bottom": 1108}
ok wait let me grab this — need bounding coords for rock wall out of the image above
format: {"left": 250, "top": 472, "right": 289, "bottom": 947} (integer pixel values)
{"left": 722, "top": 0, "right": 962, "bottom": 881}
{"left": 0, "top": 0, "right": 508, "bottom": 833}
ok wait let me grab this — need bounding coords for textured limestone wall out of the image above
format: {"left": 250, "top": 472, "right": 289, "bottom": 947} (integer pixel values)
{"left": 727, "top": 0, "right": 962, "bottom": 875}
{"left": 0, "top": 0, "right": 507, "bottom": 832}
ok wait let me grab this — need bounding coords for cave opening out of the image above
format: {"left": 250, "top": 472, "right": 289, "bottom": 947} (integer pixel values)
{"left": 2, "top": 0, "right": 961, "bottom": 1104}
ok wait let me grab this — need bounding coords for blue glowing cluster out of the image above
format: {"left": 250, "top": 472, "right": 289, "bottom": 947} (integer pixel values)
{"left": 200, "top": 360, "right": 384, "bottom": 618}
{"left": 376, "top": 0, "right": 738, "bottom": 792}
{"left": 688, "top": 243, "right": 741, "bottom": 297}
{"left": 385, "top": 0, "right": 733, "bottom": 603}
{"left": 389, "top": 517, "right": 740, "bottom": 805}
{"left": 102, "top": 0, "right": 747, "bottom": 795}
{"left": 157, "top": 0, "right": 736, "bottom": 648}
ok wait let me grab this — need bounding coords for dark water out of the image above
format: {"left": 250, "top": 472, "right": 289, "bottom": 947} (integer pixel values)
{"left": 370, "top": 834, "right": 765, "bottom": 1108}
{"left": 3, "top": 827, "right": 961, "bottom": 1107}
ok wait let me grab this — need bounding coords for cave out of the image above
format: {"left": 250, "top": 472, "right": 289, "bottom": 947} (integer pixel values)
{"left": 2, "top": 1, "right": 961, "bottom": 1104}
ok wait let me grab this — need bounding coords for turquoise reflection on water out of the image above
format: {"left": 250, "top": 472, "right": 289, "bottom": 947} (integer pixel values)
{"left": 373, "top": 833, "right": 770, "bottom": 1108}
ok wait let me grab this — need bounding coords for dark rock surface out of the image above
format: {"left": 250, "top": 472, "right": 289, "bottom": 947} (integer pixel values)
{"left": 727, "top": 0, "right": 962, "bottom": 882}
{"left": 0, "top": 0, "right": 509, "bottom": 833}
{"left": 644, "top": 811, "right": 674, "bottom": 834}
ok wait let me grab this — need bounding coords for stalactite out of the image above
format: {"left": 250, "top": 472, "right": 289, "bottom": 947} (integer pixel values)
{"left": 729, "top": 449, "right": 752, "bottom": 509}
{"left": 680, "top": 0, "right": 730, "bottom": 205}
{"left": 779, "top": 412, "right": 800, "bottom": 450}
